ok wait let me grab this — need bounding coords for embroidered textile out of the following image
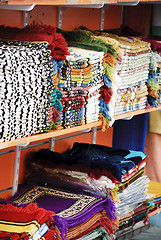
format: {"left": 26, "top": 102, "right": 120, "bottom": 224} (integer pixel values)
{"left": 10, "top": 185, "right": 117, "bottom": 228}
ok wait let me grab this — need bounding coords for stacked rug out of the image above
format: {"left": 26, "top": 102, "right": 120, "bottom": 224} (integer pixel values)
{"left": 116, "top": 175, "right": 150, "bottom": 232}
{"left": 58, "top": 29, "right": 118, "bottom": 130}
{"left": 94, "top": 32, "right": 151, "bottom": 117}
{"left": 24, "top": 142, "right": 154, "bottom": 238}
{"left": 115, "top": 157, "right": 161, "bottom": 238}
{"left": 143, "top": 38, "right": 161, "bottom": 106}
{"left": 92, "top": 34, "right": 122, "bottom": 125}
{"left": 0, "top": 25, "right": 69, "bottom": 138}
{"left": 0, "top": 202, "right": 62, "bottom": 239}
{"left": 58, "top": 47, "right": 104, "bottom": 127}
{"left": 50, "top": 59, "right": 65, "bottom": 130}
{"left": 7, "top": 182, "right": 117, "bottom": 240}
{"left": 115, "top": 180, "right": 161, "bottom": 239}
{"left": 0, "top": 40, "right": 54, "bottom": 141}
{"left": 147, "top": 181, "right": 161, "bottom": 224}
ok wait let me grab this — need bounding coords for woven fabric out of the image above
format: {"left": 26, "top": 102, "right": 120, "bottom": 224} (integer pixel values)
{"left": 0, "top": 25, "right": 69, "bottom": 60}
{"left": 0, "top": 202, "right": 60, "bottom": 240}
{"left": 116, "top": 175, "right": 150, "bottom": 217}
{"left": 68, "top": 210, "right": 117, "bottom": 239}
{"left": 92, "top": 32, "right": 151, "bottom": 123}
{"left": 28, "top": 143, "right": 146, "bottom": 183}
{"left": 57, "top": 47, "right": 104, "bottom": 128}
{"left": 76, "top": 227, "right": 114, "bottom": 240}
{"left": 10, "top": 184, "right": 116, "bottom": 229}
{"left": 0, "top": 40, "right": 54, "bottom": 141}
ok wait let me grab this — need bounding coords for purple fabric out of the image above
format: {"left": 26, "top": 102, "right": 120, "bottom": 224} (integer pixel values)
{"left": 53, "top": 215, "right": 68, "bottom": 240}
{"left": 10, "top": 185, "right": 116, "bottom": 228}
{"left": 37, "top": 194, "right": 77, "bottom": 213}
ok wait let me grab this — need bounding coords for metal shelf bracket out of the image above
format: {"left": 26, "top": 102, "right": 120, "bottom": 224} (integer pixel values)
{"left": 57, "top": 7, "right": 63, "bottom": 29}
{"left": 116, "top": 0, "right": 140, "bottom": 6}
{"left": 12, "top": 142, "right": 29, "bottom": 196}
{"left": 92, "top": 126, "right": 97, "bottom": 144}
{"left": 50, "top": 137, "right": 55, "bottom": 151}
{"left": 100, "top": 6, "right": 105, "bottom": 31}
{"left": 23, "top": 11, "right": 28, "bottom": 27}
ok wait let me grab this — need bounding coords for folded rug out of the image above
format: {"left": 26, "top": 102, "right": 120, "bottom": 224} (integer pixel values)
{"left": 10, "top": 184, "right": 116, "bottom": 229}
{"left": 0, "top": 202, "right": 61, "bottom": 239}
{"left": 27, "top": 143, "right": 146, "bottom": 183}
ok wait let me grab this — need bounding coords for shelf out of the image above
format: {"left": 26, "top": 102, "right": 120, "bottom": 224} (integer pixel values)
{"left": 1, "top": 0, "right": 161, "bottom": 10}
{"left": 3, "top": 0, "right": 114, "bottom": 5}
{"left": 0, "top": 121, "right": 102, "bottom": 150}
{"left": 0, "top": 105, "right": 160, "bottom": 150}
{"left": 3, "top": 0, "right": 161, "bottom": 6}
{"left": 114, "top": 104, "right": 161, "bottom": 120}
{"left": 0, "top": 3, "right": 35, "bottom": 11}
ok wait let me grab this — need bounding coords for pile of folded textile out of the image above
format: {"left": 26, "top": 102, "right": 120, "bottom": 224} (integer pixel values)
{"left": 94, "top": 32, "right": 151, "bottom": 116}
{"left": 116, "top": 180, "right": 161, "bottom": 239}
{"left": 0, "top": 201, "right": 63, "bottom": 239}
{"left": 58, "top": 47, "right": 104, "bottom": 128}
{"left": 1, "top": 142, "right": 158, "bottom": 239}
{"left": 58, "top": 29, "right": 118, "bottom": 130}
{"left": 23, "top": 142, "right": 157, "bottom": 238}
{"left": 114, "top": 155, "right": 161, "bottom": 238}
{"left": 5, "top": 178, "right": 118, "bottom": 239}
{"left": 0, "top": 25, "right": 69, "bottom": 138}
{"left": 157, "top": 66, "right": 161, "bottom": 103}
{"left": 91, "top": 34, "right": 123, "bottom": 124}
{"left": 147, "top": 181, "right": 161, "bottom": 224}
{"left": 143, "top": 38, "right": 161, "bottom": 106}
{"left": 116, "top": 175, "right": 150, "bottom": 235}
{"left": 0, "top": 40, "right": 53, "bottom": 141}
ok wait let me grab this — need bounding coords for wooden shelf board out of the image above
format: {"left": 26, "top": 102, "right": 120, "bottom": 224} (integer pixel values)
{"left": 0, "top": 121, "right": 102, "bottom": 150}
{"left": 5, "top": 0, "right": 154, "bottom": 6}
{"left": 114, "top": 105, "right": 161, "bottom": 120}
{"left": 0, "top": 105, "right": 161, "bottom": 150}
{"left": 2, "top": 0, "right": 161, "bottom": 7}
{"left": 7, "top": 0, "right": 117, "bottom": 5}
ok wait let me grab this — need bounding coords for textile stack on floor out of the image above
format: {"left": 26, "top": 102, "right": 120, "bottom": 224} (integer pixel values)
{"left": 94, "top": 32, "right": 151, "bottom": 116}
{"left": 0, "top": 25, "right": 69, "bottom": 137}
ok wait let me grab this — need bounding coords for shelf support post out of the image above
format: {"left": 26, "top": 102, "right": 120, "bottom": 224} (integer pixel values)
{"left": 100, "top": 6, "right": 105, "bottom": 31}
{"left": 50, "top": 137, "right": 55, "bottom": 151}
{"left": 23, "top": 11, "right": 28, "bottom": 27}
{"left": 57, "top": 7, "right": 63, "bottom": 29}
{"left": 12, "top": 145, "right": 21, "bottom": 196}
{"left": 12, "top": 141, "right": 29, "bottom": 196}
{"left": 92, "top": 127, "right": 97, "bottom": 144}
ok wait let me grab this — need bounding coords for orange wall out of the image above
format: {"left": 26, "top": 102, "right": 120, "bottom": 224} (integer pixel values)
{"left": 0, "top": 128, "right": 113, "bottom": 199}
{"left": 0, "top": 5, "right": 121, "bottom": 199}
{"left": 0, "top": 5, "right": 122, "bottom": 29}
